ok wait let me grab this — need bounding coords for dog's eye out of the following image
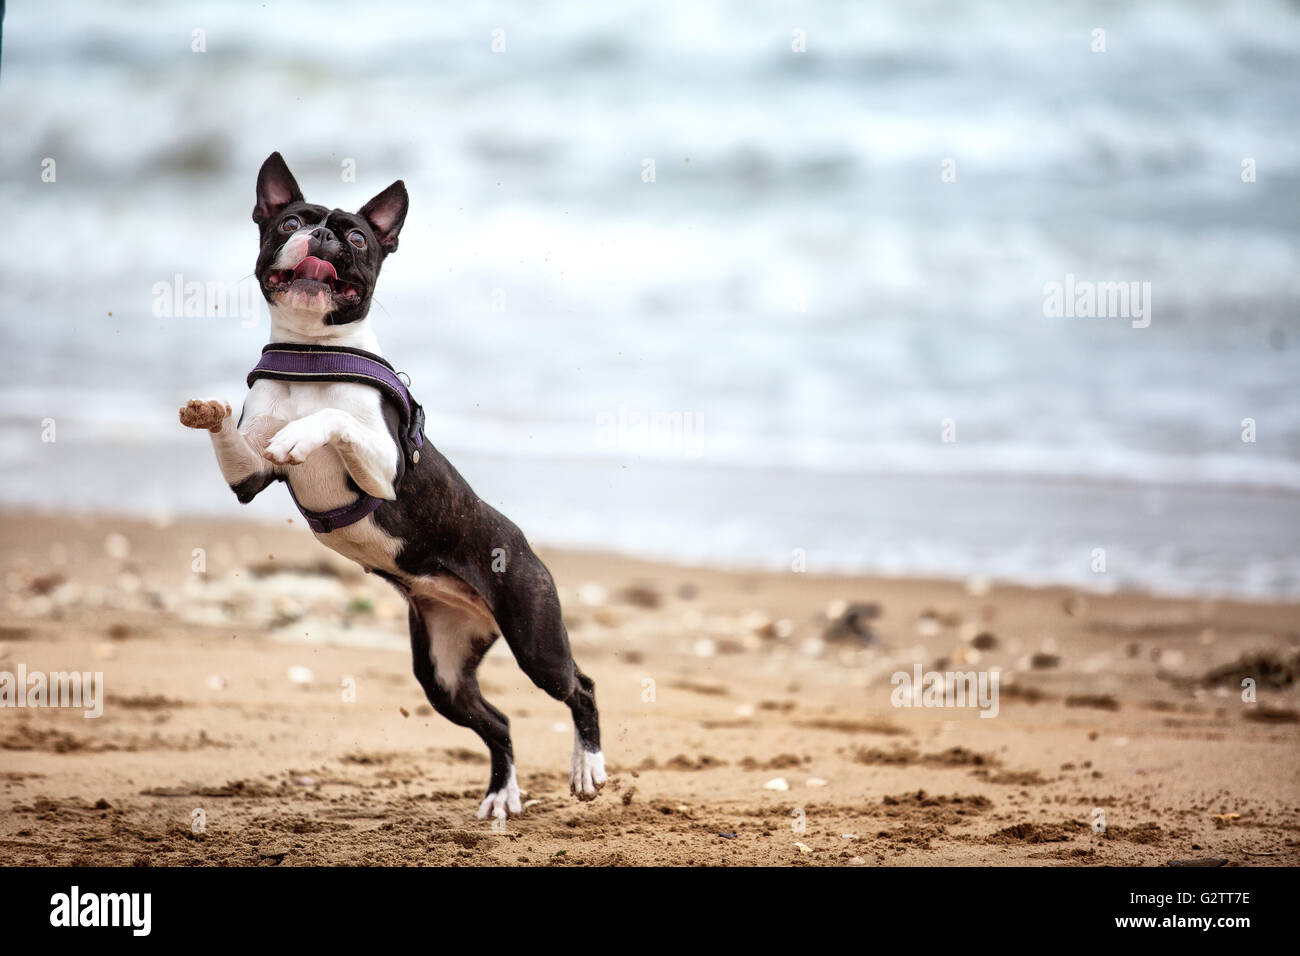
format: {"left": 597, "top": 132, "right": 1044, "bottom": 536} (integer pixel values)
{"left": 280, "top": 216, "right": 301, "bottom": 233}
{"left": 347, "top": 229, "right": 367, "bottom": 250}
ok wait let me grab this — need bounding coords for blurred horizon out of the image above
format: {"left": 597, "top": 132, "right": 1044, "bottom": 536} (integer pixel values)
{"left": 0, "top": 0, "right": 1298, "bottom": 598}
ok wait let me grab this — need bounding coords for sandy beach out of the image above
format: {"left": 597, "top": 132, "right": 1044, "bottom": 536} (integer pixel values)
{"left": 0, "top": 510, "right": 1295, "bottom": 867}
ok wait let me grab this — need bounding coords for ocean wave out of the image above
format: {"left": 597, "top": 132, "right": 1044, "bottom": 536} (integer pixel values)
{"left": 2, "top": 0, "right": 1298, "bottom": 598}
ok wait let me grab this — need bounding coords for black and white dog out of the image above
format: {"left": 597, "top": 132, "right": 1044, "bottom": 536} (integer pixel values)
{"left": 179, "top": 152, "right": 604, "bottom": 819}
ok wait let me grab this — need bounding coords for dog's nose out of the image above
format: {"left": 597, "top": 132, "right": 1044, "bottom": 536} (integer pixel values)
{"left": 311, "top": 227, "right": 333, "bottom": 242}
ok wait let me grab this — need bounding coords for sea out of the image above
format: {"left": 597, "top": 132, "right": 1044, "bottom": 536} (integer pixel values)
{"left": 1, "top": 0, "right": 1297, "bottom": 598}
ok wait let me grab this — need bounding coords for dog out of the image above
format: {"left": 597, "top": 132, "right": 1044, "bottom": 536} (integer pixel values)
{"left": 179, "top": 152, "right": 604, "bottom": 819}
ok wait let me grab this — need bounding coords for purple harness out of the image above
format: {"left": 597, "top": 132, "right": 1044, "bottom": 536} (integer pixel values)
{"left": 247, "top": 344, "right": 425, "bottom": 534}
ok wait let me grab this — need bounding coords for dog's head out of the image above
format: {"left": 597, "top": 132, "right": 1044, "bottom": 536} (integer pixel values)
{"left": 252, "top": 151, "right": 408, "bottom": 327}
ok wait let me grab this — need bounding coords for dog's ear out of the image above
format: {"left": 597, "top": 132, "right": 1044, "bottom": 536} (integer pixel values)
{"left": 358, "top": 181, "right": 409, "bottom": 254}
{"left": 253, "top": 152, "right": 304, "bottom": 225}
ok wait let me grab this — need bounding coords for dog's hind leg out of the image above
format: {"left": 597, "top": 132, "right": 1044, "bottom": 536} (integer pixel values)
{"left": 496, "top": 566, "right": 605, "bottom": 801}
{"left": 563, "top": 667, "right": 605, "bottom": 801}
{"left": 407, "top": 601, "right": 519, "bottom": 819}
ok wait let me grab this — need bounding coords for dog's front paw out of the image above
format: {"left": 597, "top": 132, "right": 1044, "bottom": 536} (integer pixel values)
{"left": 263, "top": 419, "right": 327, "bottom": 465}
{"left": 179, "top": 399, "right": 230, "bottom": 432}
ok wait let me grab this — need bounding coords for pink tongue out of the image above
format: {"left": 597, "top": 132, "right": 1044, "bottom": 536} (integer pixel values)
{"left": 292, "top": 256, "right": 338, "bottom": 283}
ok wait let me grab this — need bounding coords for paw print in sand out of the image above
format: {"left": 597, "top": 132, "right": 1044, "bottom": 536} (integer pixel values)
{"left": 179, "top": 399, "right": 231, "bottom": 432}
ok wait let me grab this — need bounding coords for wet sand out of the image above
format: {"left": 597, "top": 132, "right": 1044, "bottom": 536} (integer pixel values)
{"left": 0, "top": 511, "right": 1296, "bottom": 866}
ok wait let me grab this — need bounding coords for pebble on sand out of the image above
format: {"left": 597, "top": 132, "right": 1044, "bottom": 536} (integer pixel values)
{"left": 287, "top": 665, "right": 314, "bottom": 685}
{"left": 692, "top": 638, "right": 717, "bottom": 658}
{"left": 576, "top": 583, "right": 608, "bottom": 607}
{"left": 1158, "top": 649, "right": 1185, "bottom": 670}
{"left": 764, "top": 777, "right": 790, "bottom": 791}
{"left": 823, "top": 602, "right": 880, "bottom": 645}
{"left": 103, "top": 533, "right": 131, "bottom": 561}
{"left": 617, "top": 583, "right": 662, "bottom": 609}
{"left": 799, "top": 637, "right": 825, "bottom": 658}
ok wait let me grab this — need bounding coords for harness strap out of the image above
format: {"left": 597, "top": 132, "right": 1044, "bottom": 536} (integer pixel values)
{"left": 284, "top": 481, "right": 384, "bottom": 534}
{"left": 247, "top": 344, "right": 426, "bottom": 533}
{"left": 248, "top": 344, "right": 425, "bottom": 465}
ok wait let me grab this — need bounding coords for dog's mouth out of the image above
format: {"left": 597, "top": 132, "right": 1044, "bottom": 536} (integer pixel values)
{"left": 266, "top": 256, "right": 362, "bottom": 303}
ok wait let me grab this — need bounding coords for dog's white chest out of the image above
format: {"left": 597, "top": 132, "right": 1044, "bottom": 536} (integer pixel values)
{"left": 246, "top": 378, "right": 376, "bottom": 425}
{"left": 243, "top": 378, "right": 404, "bottom": 571}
